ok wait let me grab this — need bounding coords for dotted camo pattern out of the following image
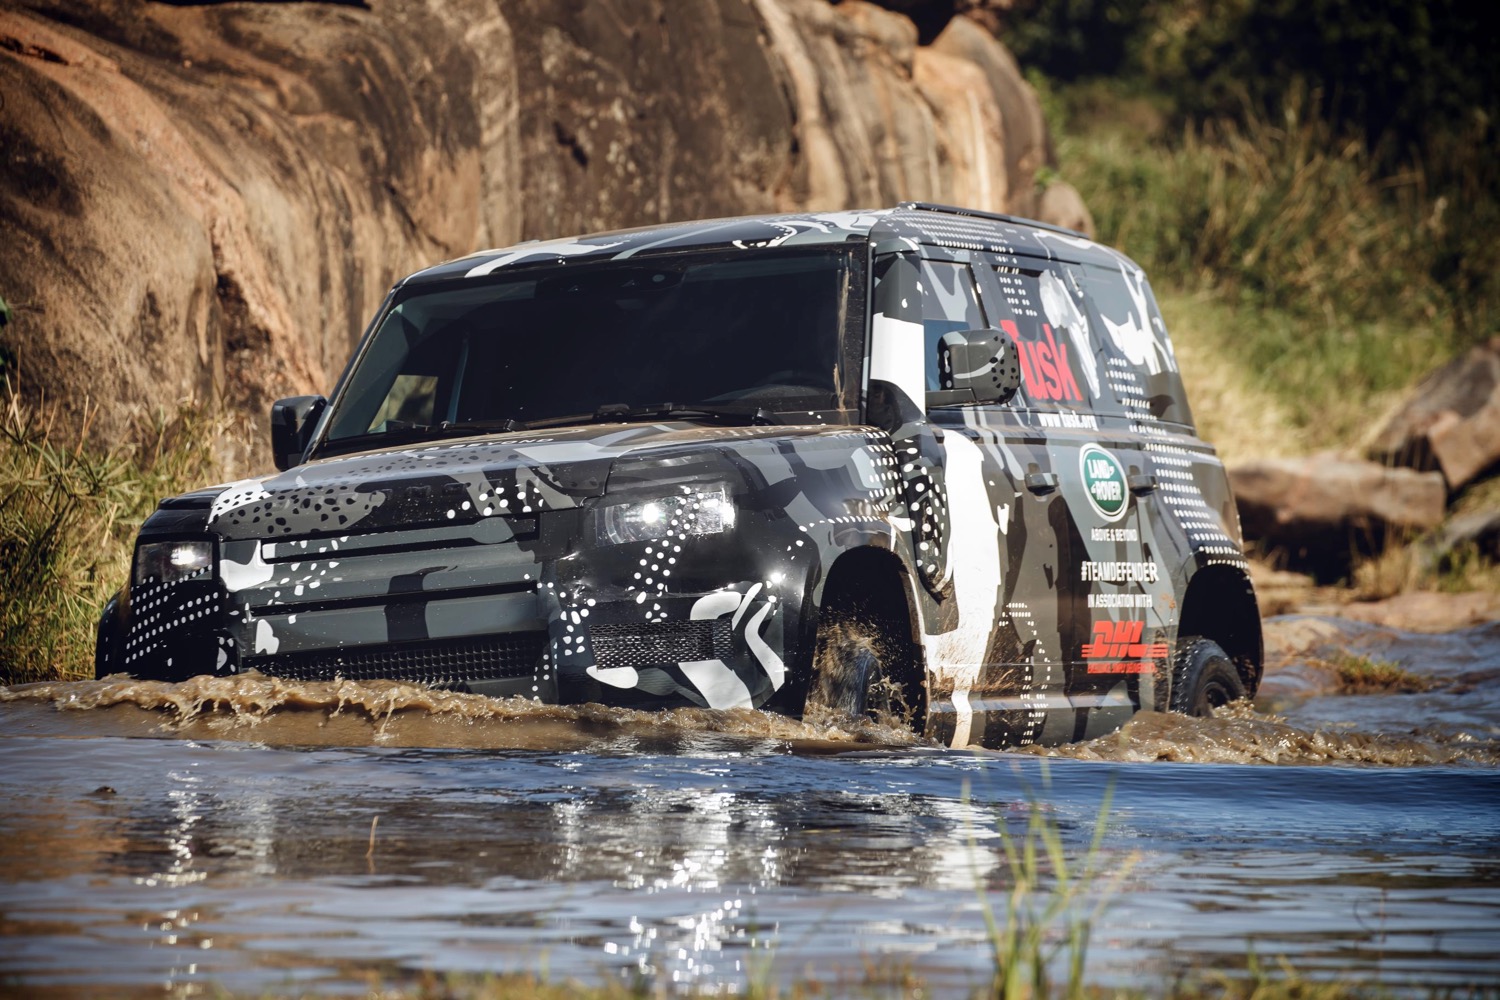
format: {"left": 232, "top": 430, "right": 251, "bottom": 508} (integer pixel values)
{"left": 98, "top": 208, "right": 1256, "bottom": 748}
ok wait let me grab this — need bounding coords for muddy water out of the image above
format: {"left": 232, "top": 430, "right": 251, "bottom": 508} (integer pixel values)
{"left": 2, "top": 615, "right": 1498, "bottom": 997}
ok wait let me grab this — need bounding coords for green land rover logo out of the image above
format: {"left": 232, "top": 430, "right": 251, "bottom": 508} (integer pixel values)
{"left": 1079, "top": 444, "right": 1128, "bottom": 522}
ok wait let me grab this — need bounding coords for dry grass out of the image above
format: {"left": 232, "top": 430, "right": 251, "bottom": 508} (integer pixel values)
{"left": 1352, "top": 535, "right": 1500, "bottom": 600}
{"left": 1156, "top": 290, "right": 1305, "bottom": 464}
{"left": 1057, "top": 86, "right": 1491, "bottom": 456}
{"left": 0, "top": 381, "right": 230, "bottom": 684}
{"left": 1313, "top": 652, "right": 1431, "bottom": 695}
{"left": 1451, "top": 477, "right": 1500, "bottom": 520}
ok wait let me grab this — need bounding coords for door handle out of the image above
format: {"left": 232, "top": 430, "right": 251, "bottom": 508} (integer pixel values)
{"left": 1025, "top": 472, "right": 1059, "bottom": 495}
{"left": 1128, "top": 473, "right": 1158, "bottom": 496}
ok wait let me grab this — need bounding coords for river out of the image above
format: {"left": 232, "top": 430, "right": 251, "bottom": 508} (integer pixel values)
{"left": 2, "top": 614, "right": 1497, "bottom": 997}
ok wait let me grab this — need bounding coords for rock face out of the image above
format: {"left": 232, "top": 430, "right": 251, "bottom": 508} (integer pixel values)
{"left": 0, "top": 0, "right": 1062, "bottom": 459}
{"left": 1365, "top": 336, "right": 1500, "bottom": 491}
{"left": 1229, "top": 455, "right": 1448, "bottom": 578}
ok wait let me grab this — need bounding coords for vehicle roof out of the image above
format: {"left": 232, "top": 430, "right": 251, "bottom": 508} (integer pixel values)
{"left": 404, "top": 202, "right": 1134, "bottom": 285}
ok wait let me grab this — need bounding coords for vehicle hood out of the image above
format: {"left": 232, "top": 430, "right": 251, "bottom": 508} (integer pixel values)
{"left": 193, "top": 421, "right": 857, "bottom": 542}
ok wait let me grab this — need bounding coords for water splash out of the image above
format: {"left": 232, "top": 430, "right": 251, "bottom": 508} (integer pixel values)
{"left": 1017, "top": 704, "right": 1499, "bottom": 767}
{"left": 0, "top": 673, "right": 924, "bottom": 751}
{"left": 4, "top": 612, "right": 1496, "bottom": 765}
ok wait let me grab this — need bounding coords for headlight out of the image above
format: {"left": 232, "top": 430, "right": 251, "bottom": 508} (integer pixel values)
{"left": 596, "top": 486, "right": 736, "bottom": 546}
{"left": 133, "top": 539, "right": 215, "bottom": 586}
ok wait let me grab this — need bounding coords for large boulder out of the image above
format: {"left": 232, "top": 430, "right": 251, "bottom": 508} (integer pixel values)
{"left": 1229, "top": 455, "right": 1447, "bottom": 578}
{"left": 1365, "top": 336, "right": 1500, "bottom": 491}
{"left": 1036, "top": 180, "right": 1095, "bottom": 238}
{"left": 925, "top": 14, "right": 1052, "bottom": 220}
{"left": 0, "top": 0, "right": 1061, "bottom": 462}
{"left": 0, "top": 0, "right": 508, "bottom": 452}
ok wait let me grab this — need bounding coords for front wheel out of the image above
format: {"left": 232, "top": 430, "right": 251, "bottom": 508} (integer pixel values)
{"left": 1169, "top": 637, "right": 1246, "bottom": 716}
{"left": 803, "top": 599, "right": 922, "bottom": 731}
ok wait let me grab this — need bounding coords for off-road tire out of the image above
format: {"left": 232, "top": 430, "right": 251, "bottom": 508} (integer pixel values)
{"left": 804, "top": 600, "right": 921, "bottom": 730}
{"left": 1169, "top": 637, "right": 1246, "bottom": 717}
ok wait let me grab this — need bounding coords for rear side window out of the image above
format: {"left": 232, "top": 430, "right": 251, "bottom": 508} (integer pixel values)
{"left": 1081, "top": 262, "right": 1194, "bottom": 427}
{"left": 976, "top": 260, "right": 1106, "bottom": 413}
{"left": 965, "top": 253, "right": 1194, "bottom": 426}
{"left": 917, "top": 260, "right": 986, "bottom": 391}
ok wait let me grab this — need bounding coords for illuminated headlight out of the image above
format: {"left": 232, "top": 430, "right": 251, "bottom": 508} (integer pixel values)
{"left": 596, "top": 486, "right": 736, "bottom": 546}
{"left": 133, "top": 539, "right": 215, "bottom": 586}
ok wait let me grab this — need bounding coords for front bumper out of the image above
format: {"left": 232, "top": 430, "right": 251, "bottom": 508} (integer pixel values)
{"left": 99, "top": 507, "right": 808, "bottom": 711}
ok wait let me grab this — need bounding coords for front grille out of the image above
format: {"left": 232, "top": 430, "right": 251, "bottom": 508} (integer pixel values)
{"left": 590, "top": 620, "right": 734, "bottom": 670}
{"left": 246, "top": 632, "right": 547, "bottom": 687}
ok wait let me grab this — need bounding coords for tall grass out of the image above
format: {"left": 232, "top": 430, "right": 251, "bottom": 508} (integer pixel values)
{"left": 1050, "top": 83, "right": 1497, "bottom": 453}
{"left": 0, "top": 382, "right": 226, "bottom": 685}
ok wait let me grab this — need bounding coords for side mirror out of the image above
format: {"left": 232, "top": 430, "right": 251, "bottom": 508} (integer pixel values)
{"left": 934, "top": 329, "right": 1022, "bottom": 405}
{"left": 270, "top": 395, "right": 327, "bottom": 471}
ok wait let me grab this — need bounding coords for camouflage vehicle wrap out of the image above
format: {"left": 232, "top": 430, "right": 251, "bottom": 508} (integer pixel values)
{"left": 97, "top": 204, "right": 1262, "bottom": 748}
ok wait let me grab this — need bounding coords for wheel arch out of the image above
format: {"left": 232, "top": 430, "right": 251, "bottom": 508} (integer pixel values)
{"left": 800, "top": 545, "right": 927, "bottom": 717}
{"left": 1176, "top": 563, "right": 1263, "bottom": 694}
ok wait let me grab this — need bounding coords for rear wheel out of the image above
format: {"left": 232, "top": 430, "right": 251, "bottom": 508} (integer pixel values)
{"left": 1169, "top": 637, "right": 1246, "bottom": 716}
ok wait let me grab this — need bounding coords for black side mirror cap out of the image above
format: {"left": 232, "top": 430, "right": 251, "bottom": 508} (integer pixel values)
{"left": 270, "top": 395, "right": 327, "bottom": 471}
{"left": 933, "top": 328, "right": 1022, "bottom": 406}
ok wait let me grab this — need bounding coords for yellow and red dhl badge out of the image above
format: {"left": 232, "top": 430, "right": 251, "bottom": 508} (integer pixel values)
{"left": 1082, "top": 620, "right": 1168, "bottom": 674}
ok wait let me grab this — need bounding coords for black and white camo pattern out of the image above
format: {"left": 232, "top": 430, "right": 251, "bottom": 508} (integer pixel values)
{"left": 99, "top": 206, "right": 1258, "bottom": 749}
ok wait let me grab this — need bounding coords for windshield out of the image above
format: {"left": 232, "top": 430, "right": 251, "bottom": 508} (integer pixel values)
{"left": 321, "top": 248, "right": 856, "bottom": 450}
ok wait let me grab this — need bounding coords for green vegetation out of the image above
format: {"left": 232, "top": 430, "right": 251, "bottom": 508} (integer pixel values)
{"left": 1045, "top": 81, "right": 1493, "bottom": 454}
{"left": 1315, "top": 651, "right": 1431, "bottom": 694}
{"left": 1006, "top": 0, "right": 1497, "bottom": 174}
{"left": 975, "top": 778, "right": 1131, "bottom": 999}
{"left": 1014, "top": 0, "right": 1497, "bottom": 456}
{"left": 1020, "top": 0, "right": 1497, "bottom": 592}
{"left": 0, "top": 382, "right": 225, "bottom": 685}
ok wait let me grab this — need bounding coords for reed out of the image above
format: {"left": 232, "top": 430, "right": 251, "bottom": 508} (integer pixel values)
{"left": 0, "top": 380, "right": 226, "bottom": 685}
{"left": 971, "top": 773, "right": 1134, "bottom": 1000}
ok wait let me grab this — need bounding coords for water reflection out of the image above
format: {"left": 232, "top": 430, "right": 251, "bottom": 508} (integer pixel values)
{"left": 3, "top": 728, "right": 1497, "bottom": 995}
{"left": 4, "top": 609, "right": 1500, "bottom": 995}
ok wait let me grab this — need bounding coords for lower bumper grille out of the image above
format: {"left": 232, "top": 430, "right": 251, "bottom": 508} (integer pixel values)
{"left": 590, "top": 619, "right": 734, "bottom": 670}
{"left": 246, "top": 632, "right": 547, "bottom": 687}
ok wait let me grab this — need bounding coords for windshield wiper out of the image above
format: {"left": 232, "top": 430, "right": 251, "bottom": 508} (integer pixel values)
{"left": 397, "top": 418, "right": 530, "bottom": 435}
{"left": 321, "top": 417, "right": 531, "bottom": 454}
{"left": 322, "top": 404, "right": 780, "bottom": 457}
{"left": 588, "top": 402, "right": 781, "bottom": 426}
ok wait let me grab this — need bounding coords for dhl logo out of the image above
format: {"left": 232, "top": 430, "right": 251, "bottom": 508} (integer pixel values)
{"left": 1081, "top": 620, "right": 1167, "bottom": 674}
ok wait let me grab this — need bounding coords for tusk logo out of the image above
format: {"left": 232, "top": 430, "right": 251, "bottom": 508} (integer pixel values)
{"left": 1078, "top": 443, "right": 1128, "bottom": 522}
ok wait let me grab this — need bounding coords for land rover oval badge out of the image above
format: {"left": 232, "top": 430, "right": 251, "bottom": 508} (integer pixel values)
{"left": 1079, "top": 443, "right": 1128, "bottom": 522}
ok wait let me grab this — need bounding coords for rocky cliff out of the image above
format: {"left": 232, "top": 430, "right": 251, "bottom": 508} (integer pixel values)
{"left": 0, "top": 0, "right": 1083, "bottom": 458}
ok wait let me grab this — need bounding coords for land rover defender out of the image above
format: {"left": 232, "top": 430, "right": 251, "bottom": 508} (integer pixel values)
{"left": 96, "top": 203, "right": 1262, "bottom": 748}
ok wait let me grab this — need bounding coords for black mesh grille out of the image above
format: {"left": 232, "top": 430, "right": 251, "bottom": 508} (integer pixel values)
{"left": 590, "top": 620, "right": 735, "bottom": 670}
{"left": 247, "top": 632, "right": 547, "bottom": 687}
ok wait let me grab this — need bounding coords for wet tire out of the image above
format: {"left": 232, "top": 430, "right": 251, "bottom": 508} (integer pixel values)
{"left": 1169, "top": 637, "right": 1246, "bottom": 717}
{"left": 804, "top": 596, "right": 921, "bottom": 730}
{"left": 807, "top": 630, "right": 883, "bottom": 720}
